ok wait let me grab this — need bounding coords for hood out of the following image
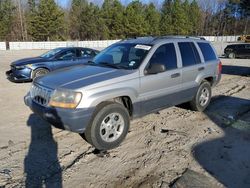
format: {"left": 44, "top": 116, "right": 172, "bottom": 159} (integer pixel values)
{"left": 11, "top": 57, "right": 46, "bottom": 66}
{"left": 34, "top": 65, "right": 136, "bottom": 90}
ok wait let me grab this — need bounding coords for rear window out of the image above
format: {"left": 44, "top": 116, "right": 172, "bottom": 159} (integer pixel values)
{"left": 198, "top": 43, "right": 217, "bottom": 61}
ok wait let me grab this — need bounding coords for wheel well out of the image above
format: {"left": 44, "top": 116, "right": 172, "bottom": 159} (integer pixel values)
{"left": 113, "top": 96, "right": 133, "bottom": 116}
{"left": 34, "top": 67, "right": 50, "bottom": 71}
{"left": 96, "top": 97, "right": 133, "bottom": 117}
{"left": 204, "top": 77, "right": 214, "bottom": 85}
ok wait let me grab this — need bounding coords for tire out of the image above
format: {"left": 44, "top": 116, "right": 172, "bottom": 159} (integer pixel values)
{"left": 189, "top": 81, "right": 211, "bottom": 112}
{"left": 84, "top": 102, "right": 130, "bottom": 150}
{"left": 32, "top": 68, "right": 49, "bottom": 79}
{"left": 228, "top": 52, "right": 235, "bottom": 59}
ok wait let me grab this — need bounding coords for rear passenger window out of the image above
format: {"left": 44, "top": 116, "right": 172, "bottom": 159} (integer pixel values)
{"left": 178, "top": 42, "right": 201, "bottom": 67}
{"left": 198, "top": 42, "right": 217, "bottom": 61}
{"left": 150, "top": 43, "right": 177, "bottom": 70}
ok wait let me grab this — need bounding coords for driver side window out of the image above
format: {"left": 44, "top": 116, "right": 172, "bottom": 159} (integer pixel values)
{"left": 149, "top": 43, "right": 177, "bottom": 70}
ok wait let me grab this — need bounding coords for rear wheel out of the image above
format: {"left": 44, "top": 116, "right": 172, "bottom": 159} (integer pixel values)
{"left": 32, "top": 68, "right": 49, "bottom": 79}
{"left": 228, "top": 52, "right": 235, "bottom": 59}
{"left": 84, "top": 102, "right": 130, "bottom": 150}
{"left": 189, "top": 81, "right": 211, "bottom": 112}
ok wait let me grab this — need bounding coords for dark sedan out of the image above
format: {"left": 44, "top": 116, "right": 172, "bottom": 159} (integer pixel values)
{"left": 224, "top": 44, "right": 250, "bottom": 59}
{"left": 6, "top": 47, "right": 99, "bottom": 82}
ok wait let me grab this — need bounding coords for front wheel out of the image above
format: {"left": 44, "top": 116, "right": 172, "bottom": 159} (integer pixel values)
{"left": 189, "top": 81, "right": 212, "bottom": 112}
{"left": 32, "top": 68, "right": 49, "bottom": 79}
{"left": 84, "top": 102, "right": 130, "bottom": 150}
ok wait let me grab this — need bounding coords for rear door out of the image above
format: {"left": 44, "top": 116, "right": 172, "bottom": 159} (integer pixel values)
{"left": 139, "top": 43, "right": 182, "bottom": 114}
{"left": 241, "top": 44, "right": 250, "bottom": 58}
{"left": 177, "top": 42, "right": 203, "bottom": 100}
{"left": 245, "top": 44, "right": 250, "bottom": 58}
{"left": 235, "top": 45, "right": 245, "bottom": 57}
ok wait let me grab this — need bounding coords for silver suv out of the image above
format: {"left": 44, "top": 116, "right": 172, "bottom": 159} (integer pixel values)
{"left": 24, "top": 36, "right": 222, "bottom": 150}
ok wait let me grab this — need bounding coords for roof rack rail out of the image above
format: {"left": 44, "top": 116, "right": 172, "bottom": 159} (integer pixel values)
{"left": 122, "top": 36, "right": 155, "bottom": 41}
{"left": 153, "top": 35, "right": 206, "bottom": 41}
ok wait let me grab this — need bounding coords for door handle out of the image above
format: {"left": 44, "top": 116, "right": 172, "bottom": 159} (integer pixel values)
{"left": 198, "top": 67, "right": 205, "bottom": 71}
{"left": 171, "top": 73, "right": 180, "bottom": 78}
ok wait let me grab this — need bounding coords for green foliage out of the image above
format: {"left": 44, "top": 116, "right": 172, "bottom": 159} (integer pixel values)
{"left": 123, "top": 1, "right": 148, "bottom": 38}
{"left": 28, "top": 0, "right": 65, "bottom": 41}
{"left": 102, "top": 0, "right": 124, "bottom": 39}
{"left": 145, "top": 3, "right": 161, "bottom": 36}
{"left": 0, "top": 0, "right": 15, "bottom": 41}
{"left": 0, "top": 0, "right": 249, "bottom": 41}
{"left": 189, "top": 0, "right": 202, "bottom": 35}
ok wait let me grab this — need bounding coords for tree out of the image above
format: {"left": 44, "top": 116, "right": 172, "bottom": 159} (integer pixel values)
{"left": 69, "top": 0, "right": 88, "bottom": 40}
{"left": 28, "top": 0, "right": 65, "bottom": 41}
{"left": 101, "top": 0, "right": 125, "bottom": 39}
{"left": 144, "top": 3, "right": 161, "bottom": 36}
{"left": 0, "top": 0, "right": 15, "bottom": 41}
{"left": 189, "top": 0, "right": 202, "bottom": 35}
{"left": 160, "top": 0, "right": 174, "bottom": 35}
{"left": 171, "top": 0, "right": 189, "bottom": 35}
{"left": 79, "top": 3, "right": 108, "bottom": 40}
{"left": 124, "top": 0, "right": 148, "bottom": 38}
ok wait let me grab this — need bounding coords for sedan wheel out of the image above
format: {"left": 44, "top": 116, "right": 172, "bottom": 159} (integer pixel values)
{"left": 33, "top": 68, "right": 49, "bottom": 79}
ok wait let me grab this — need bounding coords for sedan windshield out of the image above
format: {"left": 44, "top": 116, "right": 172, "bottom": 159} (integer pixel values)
{"left": 90, "top": 43, "right": 151, "bottom": 70}
{"left": 40, "top": 48, "right": 62, "bottom": 58}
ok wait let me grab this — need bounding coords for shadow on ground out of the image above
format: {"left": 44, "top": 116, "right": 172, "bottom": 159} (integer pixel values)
{"left": 24, "top": 114, "right": 62, "bottom": 188}
{"left": 193, "top": 96, "right": 250, "bottom": 188}
{"left": 222, "top": 65, "right": 250, "bottom": 76}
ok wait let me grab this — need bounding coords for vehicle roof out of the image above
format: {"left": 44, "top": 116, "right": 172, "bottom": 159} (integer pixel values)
{"left": 54, "top": 47, "right": 99, "bottom": 51}
{"left": 227, "top": 43, "right": 247, "bottom": 46}
{"left": 118, "top": 36, "right": 207, "bottom": 45}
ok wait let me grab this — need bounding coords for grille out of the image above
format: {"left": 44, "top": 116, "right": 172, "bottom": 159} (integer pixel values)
{"left": 30, "top": 84, "right": 52, "bottom": 106}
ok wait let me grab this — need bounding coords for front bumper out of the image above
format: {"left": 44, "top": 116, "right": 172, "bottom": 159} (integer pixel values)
{"left": 6, "top": 68, "right": 32, "bottom": 82}
{"left": 24, "top": 94, "right": 94, "bottom": 133}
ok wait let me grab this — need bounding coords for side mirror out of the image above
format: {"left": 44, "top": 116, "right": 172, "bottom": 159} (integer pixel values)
{"left": 145, "top": 63, "right": 166, "bottom": 74}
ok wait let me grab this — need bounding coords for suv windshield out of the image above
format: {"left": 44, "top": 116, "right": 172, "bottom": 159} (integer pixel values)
{"left": 90, "top": 43, "right": 151, "bottom": 69}
{"left": 40, "top": 48, "right": 62, "bottom": 58}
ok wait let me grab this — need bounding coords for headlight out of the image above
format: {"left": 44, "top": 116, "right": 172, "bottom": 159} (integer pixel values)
{"left": 49, "top": 89, "right": 82, "bottom": 109}
{"left": 15, "top": 65, "right": 26, "bottom": 69}
{"left": 15, "top": 64, "right": 32, "bottom": 69}
{"left": 26, "top": 64, "right": 33, "bottom": 68}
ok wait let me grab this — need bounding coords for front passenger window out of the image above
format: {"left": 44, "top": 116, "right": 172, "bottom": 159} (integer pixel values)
{"left": 57, "top": 49, "right": 76, "bottom": 60}
{"left": 149, "top": 43, "right": 177, "bottom": 70}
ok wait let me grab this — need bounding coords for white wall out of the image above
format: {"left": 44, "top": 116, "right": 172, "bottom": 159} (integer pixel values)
{"left": 203, "top": 35, "right": 240, "bottom": 42}
{"left": 0, "top": 42, "right": 6, "bottom": 50}
{"left": 9, "top": 40, "right": 120, "bottom": 50}
{"left": 0, "top": 36, "right": 243, "bottom": 51}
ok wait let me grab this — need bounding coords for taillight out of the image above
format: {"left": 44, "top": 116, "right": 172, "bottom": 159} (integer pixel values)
{"left": 218, "top": 60, "right": 222, "bottom": 74}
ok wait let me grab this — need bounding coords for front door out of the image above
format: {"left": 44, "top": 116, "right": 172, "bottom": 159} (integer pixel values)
{"left": 53, "top": 49, "right": 77, "bottom": 70}
{"left": 139, "top": 43, "right": 182, "bottom": 115}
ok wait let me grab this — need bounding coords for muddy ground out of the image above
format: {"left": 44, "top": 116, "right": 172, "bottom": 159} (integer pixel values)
{"left": 0, "top": 50, "right": 249, "bottom": 188}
